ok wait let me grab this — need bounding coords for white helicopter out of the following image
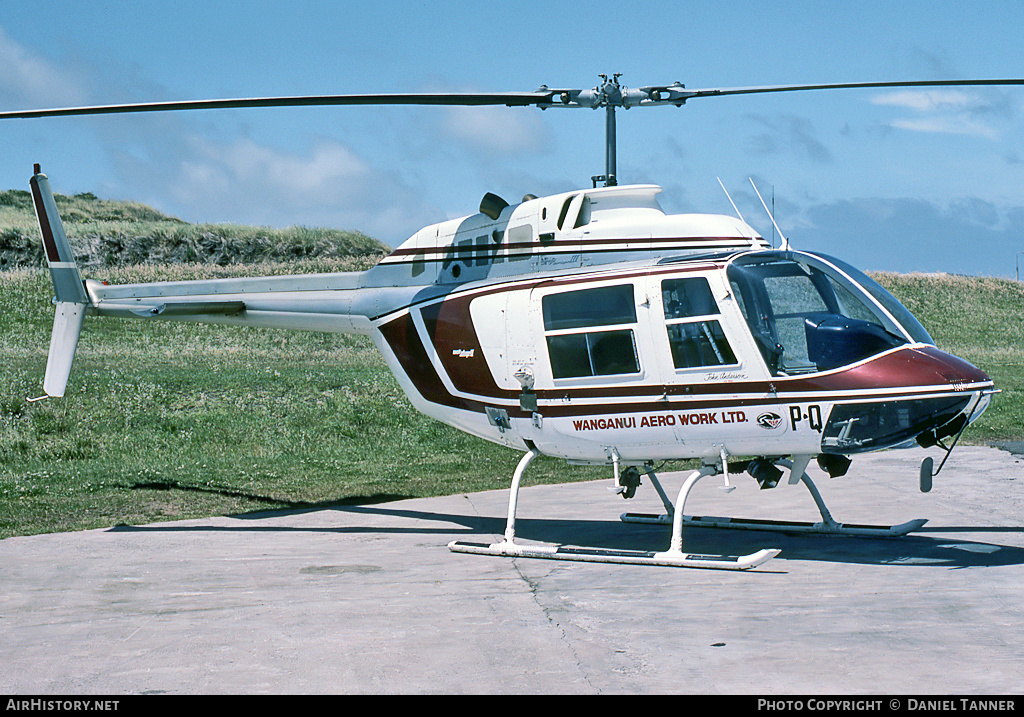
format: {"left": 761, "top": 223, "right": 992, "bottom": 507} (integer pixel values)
{"left": 4, "top": 74, "right": 1013, "bottom": 570}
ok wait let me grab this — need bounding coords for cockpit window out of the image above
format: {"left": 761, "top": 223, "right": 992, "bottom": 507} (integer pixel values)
{"left": 728, "top": 253, "right": 917, "bottom": 375}
{"left": 808, "top": 252, "right": 934, "bottom": 346}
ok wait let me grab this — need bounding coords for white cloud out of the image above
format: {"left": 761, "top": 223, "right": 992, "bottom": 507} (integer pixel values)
{"left": 870, "top": 89, "right": 988, "bottom": 113}
{"left": 870, "top": 89, "right": 1007, "bottom": 139}
{"left": 889, "top": 115, "right": 1000, "bottom": 140}
{"left": 442, "top": 104, "right": 551, "bottom": 156}
{"left": 0, "top": 25, "right": 85, "bottom": 107}
{"left": 158, "top": 134, "right": 442, "bottom": 243}
{"left": 209, "top": 137, "right": 372, "bottom": 199}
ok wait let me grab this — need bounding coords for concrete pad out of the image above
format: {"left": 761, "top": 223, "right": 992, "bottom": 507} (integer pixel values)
{"left": 1, "top": 446, "right": 1022, "bottom": 694}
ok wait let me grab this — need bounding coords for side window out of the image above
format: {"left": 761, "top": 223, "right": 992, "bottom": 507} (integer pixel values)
{"left": 661, "top": 277, "right": 737, "bottom": 369}
{"left": 506, "top": 224, "right": 532, "bottom": 262}
{"left": 542, "top": 284, "right": 640, "bottom": 379}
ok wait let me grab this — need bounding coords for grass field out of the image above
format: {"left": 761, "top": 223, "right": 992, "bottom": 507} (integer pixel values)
{"left": 874, "top": 271, "right": 1024, "bottom": 441}
{"left": 1, "top": 192, "right": 1021, "bottom": 538}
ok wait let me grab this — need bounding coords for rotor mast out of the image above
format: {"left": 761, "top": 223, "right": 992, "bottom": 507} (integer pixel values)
{"left": 599, "top": 74, "right": 622, "bottom": 187}
{"left": 540, "top": 73, "right": 692, "bottom": 188}
{"left": 605, "top": 91, "right": 617, "bottom": 187}
{"left": 565, "top": 73, "right": 639, "bottom": 188}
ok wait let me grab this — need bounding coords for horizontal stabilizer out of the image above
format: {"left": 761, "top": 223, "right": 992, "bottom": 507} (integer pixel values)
{"left": 113, "top": 300, "right": 247, "bottom": 318}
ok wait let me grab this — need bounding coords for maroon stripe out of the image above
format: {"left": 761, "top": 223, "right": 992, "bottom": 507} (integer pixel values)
{"left": 30, "top": 177, "right": 61, "bottom": 263}
{"left": 420, "top": 296, "right": 513, "bottom": 398}
{"left": 528, "top": 347, "right": 991, "bottom": 401}
{"left": 779, "top": 346, "right": 990, "bottom": 392}
{"left": 530, "top": 385, "right": 979, "bottom": 419}
{"left": 378, "top": 313, "right": 489, "bottom": 413}
{"left": 384, "top": 235, "right": 754, "bottom": 260}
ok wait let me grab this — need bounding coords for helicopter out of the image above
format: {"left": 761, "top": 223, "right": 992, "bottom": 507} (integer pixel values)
{"left": 4, "top": 74, "right": 1012, "bottom": 570}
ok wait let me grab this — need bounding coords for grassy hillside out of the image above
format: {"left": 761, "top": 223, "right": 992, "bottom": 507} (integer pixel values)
{"left": 0, "top": 188, "right": 387, "bottom": 269}
{"left": 873, "top": 272, "right": 1024, "bottom": 442}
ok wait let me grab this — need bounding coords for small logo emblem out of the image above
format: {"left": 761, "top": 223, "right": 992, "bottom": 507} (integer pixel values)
{"left": 757, "top": 412, "right": 783, "bottom": 430}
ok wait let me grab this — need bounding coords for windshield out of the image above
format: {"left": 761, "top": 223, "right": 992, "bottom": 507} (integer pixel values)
{"left": 806, "top": 251, "right": 934, "bottom": 345}
{"left": 727, "top": 252, "right": 929, "bottom": 375}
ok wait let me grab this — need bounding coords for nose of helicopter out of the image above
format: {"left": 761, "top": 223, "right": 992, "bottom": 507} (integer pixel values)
{"left": 819, "top": 346, "right": 994, "bottom": 455}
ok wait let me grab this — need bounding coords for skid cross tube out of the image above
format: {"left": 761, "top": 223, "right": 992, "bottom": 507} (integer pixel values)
{"left": 449, "top": 450, "right": 779, "bottom": 570}
{"left": 621, "top": 459, "right": 927, "bottom": 537}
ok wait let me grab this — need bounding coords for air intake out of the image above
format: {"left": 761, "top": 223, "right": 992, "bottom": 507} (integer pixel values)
{"left": 479, "top": 192, "right": 509, "bottom": 220}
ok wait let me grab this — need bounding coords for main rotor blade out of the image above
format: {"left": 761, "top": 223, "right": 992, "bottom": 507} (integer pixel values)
{"left": 0, "top": 91, "right": 558, "bottom": 119}
{"left": 676, "top": 78, "right": 1024, "bottom": 102}
{"left": 4, "top": 78, "right": 1023, "bottom": 120}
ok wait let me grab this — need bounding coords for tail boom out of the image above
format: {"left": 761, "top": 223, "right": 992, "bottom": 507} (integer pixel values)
{"left": 28, "top": 165, "right": 387, "bottom": 397}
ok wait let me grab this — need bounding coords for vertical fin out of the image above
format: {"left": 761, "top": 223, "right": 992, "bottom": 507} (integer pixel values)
{"left": 30, "top": 164, "right": 89, "bottom": 304}
{"left": 28, "top": 165, "right": 90, "bottom": 399}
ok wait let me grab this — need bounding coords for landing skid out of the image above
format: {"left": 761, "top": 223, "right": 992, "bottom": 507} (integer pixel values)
{"left": 621, "top": 459, "right": 928, "bottom": 538}
{"left": 450, "top": 540, "right": 780, "bottom": 570}
{"left": 448, "top": 448, "right": 780, "bottom": 570}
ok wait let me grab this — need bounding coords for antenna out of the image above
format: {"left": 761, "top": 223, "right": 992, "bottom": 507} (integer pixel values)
{"left": 749, "top": 178, "right": 789, "bottom": 251}
{"left": 716, "top": 177, "right": 745, "bottom": 222}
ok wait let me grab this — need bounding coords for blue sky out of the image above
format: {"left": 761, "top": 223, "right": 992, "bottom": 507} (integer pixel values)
{"left": 2, "top": 0, "right": 1023, "bottom": 277}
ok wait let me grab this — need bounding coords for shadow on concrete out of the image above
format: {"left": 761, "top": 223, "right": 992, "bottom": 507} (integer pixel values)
{"left": 108, "top": 500, "right": 1024, "bottom": 570}
{"left": 131, "top": 479, "right": 415, "bottom": 512}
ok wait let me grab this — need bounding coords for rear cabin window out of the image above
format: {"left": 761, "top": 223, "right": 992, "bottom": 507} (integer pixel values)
{"left": 661, "top": 277, "right": 737, "bottom": 369}
{"left": 542, "top": 284, "right": 640, "bottom": 379}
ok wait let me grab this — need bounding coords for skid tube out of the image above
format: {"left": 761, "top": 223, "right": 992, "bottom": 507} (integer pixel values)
{"left": 448, "top": 447, "right": 780, "bottom": 570}
{"left": 621, "top": 458, "right": 927, "bottom": 538}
